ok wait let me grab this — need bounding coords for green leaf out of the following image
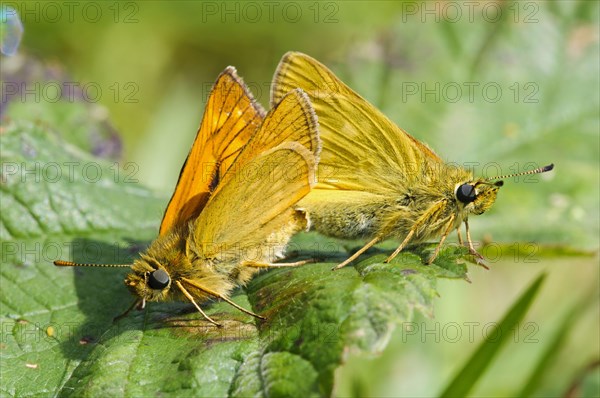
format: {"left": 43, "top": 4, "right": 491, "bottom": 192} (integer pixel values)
{"left": 439, "top": 273, "right": 546, "bottom": 398}
{"left": 1, "top": 121, "right": 471, "bottom": 397}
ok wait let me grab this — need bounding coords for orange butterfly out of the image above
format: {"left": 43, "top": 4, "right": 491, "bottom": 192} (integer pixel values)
{"left": 55, "top": 67, "right": 321, "bottom": 325}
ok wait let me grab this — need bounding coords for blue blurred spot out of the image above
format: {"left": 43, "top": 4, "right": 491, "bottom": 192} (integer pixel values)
{"left": 0, "top": 5, "right": 24, "bottom": 56}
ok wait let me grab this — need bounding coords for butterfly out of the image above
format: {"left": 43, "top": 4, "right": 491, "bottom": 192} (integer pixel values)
{"left": 271, "top": 52, "right": 553, "bottom": 269}
{"left": 55, "top": 66, "right": 321, "bottom": 326}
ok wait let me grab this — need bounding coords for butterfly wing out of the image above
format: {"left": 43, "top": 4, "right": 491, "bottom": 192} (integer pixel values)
{"left": 271, "top": 52, "right": 442, "bottom": 195}
{"left": 212, "top": 88, "right": 321, "bottom": 198}
{"left": 159, "top": 67, "right": 265, "bottom": 235}
{"left": 192, "top": 90, "right": 319, "bottom": 261}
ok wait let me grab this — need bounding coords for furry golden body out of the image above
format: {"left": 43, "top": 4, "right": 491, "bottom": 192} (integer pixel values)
{"left": 126, "top": 208, "right": 306, "bottom": 305}
{"left": 299, "top": 161, "right": 498, "bottom": 247}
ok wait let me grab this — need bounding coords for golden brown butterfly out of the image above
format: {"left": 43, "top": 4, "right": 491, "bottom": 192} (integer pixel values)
{"left": 271, "top": 52, "right": 553, "bottom": 269}
{"left": 55, "top": 66, "right": 321, "bottom": 325}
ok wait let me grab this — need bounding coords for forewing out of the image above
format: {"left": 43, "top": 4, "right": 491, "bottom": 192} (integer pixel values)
{"left": 213, "top": 88, "right": 321, "bottom": 198}
{"left": 159, "top": 67, "right": 265, "bottom": 235}
{"left": 271, "top": 52, "right": 442, "bottom": 194}
{"left": 192, "top": 142, "right": 316, "bottom": 260}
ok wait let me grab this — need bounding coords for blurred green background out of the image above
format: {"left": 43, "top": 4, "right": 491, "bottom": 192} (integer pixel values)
{"left": 2, "top": 0, "right": 598, "bottom": 396}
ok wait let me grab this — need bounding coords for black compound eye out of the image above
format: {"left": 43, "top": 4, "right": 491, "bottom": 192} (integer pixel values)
{"left": 148, "top": 269, "right": 170, "bottom": 290}
{"left": 456, "top": 184, "right": 476, "bottom": 204}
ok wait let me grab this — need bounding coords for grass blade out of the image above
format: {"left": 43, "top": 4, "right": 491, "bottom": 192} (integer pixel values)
{"left": 439, "top": 273, "right": 546, "bottom": 398}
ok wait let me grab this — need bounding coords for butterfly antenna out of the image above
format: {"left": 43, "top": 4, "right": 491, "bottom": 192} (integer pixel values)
{"left": 485, "top": 163, "right": 554, "bottom": 182}
{"left": 53, "top": 260, "right": 131, "bottom": 268}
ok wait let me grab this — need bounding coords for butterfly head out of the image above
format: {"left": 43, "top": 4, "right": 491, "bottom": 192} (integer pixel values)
{"left": 455, "top": 180, "right": 503, "bottom": 215}
{"left": 125, "top": 254, "right": 174, "bottom": 302}
{"left": 455, "top": 163, "right": 554, "bottom": 216}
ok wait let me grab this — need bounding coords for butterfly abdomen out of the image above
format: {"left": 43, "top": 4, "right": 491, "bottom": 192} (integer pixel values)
{"left": 303, "top": 201, "right": 388, "bottom": 239}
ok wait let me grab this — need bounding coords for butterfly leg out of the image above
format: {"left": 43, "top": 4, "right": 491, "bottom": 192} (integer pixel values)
{"left": 457, "top": 228, "right": 464, "bottom": 245}
{"left": 243, "top": 259, "right": 315, "bottom": 268}
{"left": 333, "top": 236, "right": 382, "bottom": 270}
{"left": 384, "top": 230, "right": 415, "bottom": 263}
{"left": 175, "top": 280, "right": 221, "bottom": 327}
{"left": 426, "top": 214, "right": 456, "bottom": 264}
{"left": 181, "top": 278, "right": 265, "bottom": 320}
{"left": 113, "top": 298, "right": 143, "bottom": 322}
{"left": 465, "top": 220, "right": 489, "bottom": 269}
{"left": 386, "top": 200, "right": 447, "bottom": 263}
